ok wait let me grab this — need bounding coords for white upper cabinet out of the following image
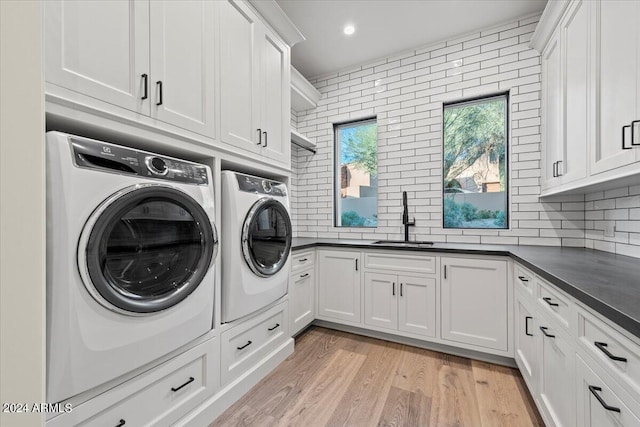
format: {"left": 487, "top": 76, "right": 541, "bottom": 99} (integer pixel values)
{"left": 45, "top": 0, "right": 216, "bottom": 138}
{"left": 561, "top": 0, "right": 589, "bottom": 184}
{"left": 219, "top": 0, "right": 261, "bottom": 154}
{"left": 541, "top": 30, "right": 563, "bottom": 190}
{"left": 534, "top": 0, "right": 640, "bottom": 194}
{"left": 45, "top": 0, "right": 150, "bottom": 115}
{"left": 219, "top": 0, "right": 291, "bottom": 167}
{"left": 592, "top": 0, "right": 640, "bottom": 174}
{"left": 260, "top": 27, "right": 290, "bottom": 163}
{"left": 149, "top": 1, "right": 215, "bottom": 137}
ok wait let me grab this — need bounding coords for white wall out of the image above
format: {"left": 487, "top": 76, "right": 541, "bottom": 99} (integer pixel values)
{"left": 0, "top": 1, "right": 46, "bottom": 426}
{"left": 292, "top": 14, "right": 589, "bottom": 247}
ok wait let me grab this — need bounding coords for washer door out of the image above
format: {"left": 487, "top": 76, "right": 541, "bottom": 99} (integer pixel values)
{"left": 80, "top": 184, "right": 218, "bottom": 314}
{"left": 241, "top": 198, "right": 292, "bottom": 277}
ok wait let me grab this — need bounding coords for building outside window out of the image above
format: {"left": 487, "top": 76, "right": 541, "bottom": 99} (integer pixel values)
{"left": 334, "top": 118, "right": 378, "bottom": 227}
{"left": 443, "top": 93, "right": 509, "bottom": 229}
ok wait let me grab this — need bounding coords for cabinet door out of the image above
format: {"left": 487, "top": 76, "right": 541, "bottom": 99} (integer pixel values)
{"left": 149, "top": 0, "right": 215, "bottom": 137}
{"left": 441, "top": 257, "right": 508, "bottom": 351}
{"left": 219, "top": 0, "right": 261, "bottom": 153}
{"left": 514, "top": 296, "right": 539, "bottom": 394}
{"left": 561, "top": 0, "right": 590, "bottom": 184}
{"left": 539, "top": 324, "right": 576, "bottom": 427}
{"left": 290, "top": 269, "right": 314, "bottom": 335}
{"left": 317, "top": 251, "right": 361, "bottom": 324}
{"left": 576, "top": 355, "right": 640, "bottom": 427}
{"left": 44, "top": 0, "right": 150, "bottom": 114}
{"left": 260, "top": 25, "right": 290, "bottom": 165}
{"left": 592, "top": 0, "right": 640, "bottom": 174}
{"left": 541, "top": 30, "right": 563, "bottom": 189}
{"left": 363, "top": 272, "right": 397, "bottom": 330}
{"left": 398, "top": 275, "right": 436, "bottom": 338}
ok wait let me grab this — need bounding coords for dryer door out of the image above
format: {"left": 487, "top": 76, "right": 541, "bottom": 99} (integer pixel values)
{"left": 79, "top": 184, "right": 218, "bottom": 314}
{"left": 241, "top": 198, "right": 292, "bottom": 277}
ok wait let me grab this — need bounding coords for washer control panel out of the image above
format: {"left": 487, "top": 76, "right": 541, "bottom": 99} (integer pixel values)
{"left": 236, "top": 172, "right": 287, "bottom": 196}
{"left": 71, "top": 137, "right": 208, "bottom": 185}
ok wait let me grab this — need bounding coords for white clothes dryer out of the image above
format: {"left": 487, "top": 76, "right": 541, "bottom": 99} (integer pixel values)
{"left": 46, "top": 132, "right": 218, "bottom": 403}
{"left": 221, "top": 171, "right": 292, "bottom": 323}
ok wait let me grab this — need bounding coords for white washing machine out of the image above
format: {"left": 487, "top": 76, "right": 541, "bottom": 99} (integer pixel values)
{"left": 221, "top": 171, "right": 292, "bottom": 323}
{"left": 46, "top": 132, "right": 218, "bottom": 403}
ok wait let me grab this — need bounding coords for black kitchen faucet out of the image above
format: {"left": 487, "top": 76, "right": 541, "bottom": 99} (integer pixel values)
{"left": 402, "top": 191, "right": 415, "bottom": 242}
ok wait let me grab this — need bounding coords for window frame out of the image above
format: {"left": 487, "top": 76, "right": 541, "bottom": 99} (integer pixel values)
{"left": 441, "top": 92, "right": 510, "bottom": 230}
{"left": 333, "top": 117, "right": 378, "bottom": 228}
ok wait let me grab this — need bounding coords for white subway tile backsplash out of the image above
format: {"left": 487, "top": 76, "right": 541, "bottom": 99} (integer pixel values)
{"left": 291, "top": 15, "right": 640, "bottom": 258}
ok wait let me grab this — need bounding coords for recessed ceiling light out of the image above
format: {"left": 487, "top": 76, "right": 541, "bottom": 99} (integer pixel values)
{"left": 343, "top": 25, "right": 355, "bottom": 36}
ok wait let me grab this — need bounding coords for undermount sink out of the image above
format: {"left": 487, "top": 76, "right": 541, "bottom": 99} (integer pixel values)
{"left": 372, "top": 240, "right": 434, "bottom": 247}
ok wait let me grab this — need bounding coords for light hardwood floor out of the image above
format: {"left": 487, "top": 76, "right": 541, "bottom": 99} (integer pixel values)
{"left": 211, "top": 326, "right": 544, "bottom": 427}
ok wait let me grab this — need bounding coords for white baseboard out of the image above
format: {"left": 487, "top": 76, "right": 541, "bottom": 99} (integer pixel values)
{"left": 175, "top": 338, "right": 294, "bottom": 426}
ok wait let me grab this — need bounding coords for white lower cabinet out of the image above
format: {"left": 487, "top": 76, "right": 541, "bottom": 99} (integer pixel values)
{"left": 317, "top": 250, "right": 361, "bottom": 324}
{"left": 220, "top": 300, "right": 288, "bottom": 386}
{"left": 576, "top": 354, "right": 640, "bottom": 427}
{"left": 47, "top": 338, "right": 216, "bottom": 427}
{"left": 440, "top": 257, "right": 509, "bottom": 352}
{"left": 513, "top": 261, "right": 640, "bottom": 427}
{"left": 515, "top": 294, "right": 539, "bottom": 394}
{"left": 363, "top": 272, "right": 436, "bottom": 338}
{"left": 290, "top": 267, "right": 315, "bottom": 335}
{"left": 538, "top": 321, "right": 576, "bottom": 427}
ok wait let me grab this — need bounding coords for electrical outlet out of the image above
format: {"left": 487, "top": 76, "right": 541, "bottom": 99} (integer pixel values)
{"left": 604, "top": 223, "right": 615, "bottom": 238}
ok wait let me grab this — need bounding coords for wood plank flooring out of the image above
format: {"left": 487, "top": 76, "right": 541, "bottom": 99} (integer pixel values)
{"left": 210, "top": 326, "right": 544, "bottom": 427}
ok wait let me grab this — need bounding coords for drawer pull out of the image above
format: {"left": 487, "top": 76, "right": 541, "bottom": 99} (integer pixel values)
{"left": 622, "top": 125, "right": 632, "bottom": 149}
{"left": 300, "top": 273, "right": 310, "bottom": 278}
{"left": 594, "top": 342, "right": 628, "bottom": 363}
{"left": 588, "top": 385, "right": 621, "bottom": 413}
{"left": 525, "top": 316, "right": 533, "bottom": 336}
{"left": 115, "top": 419, "right": 126, "bottom": 427}
{"left": 298, "top": 258, "right": 308, "bottom": 262}
{"left": 539, "top": 326, "right": 555, "bottom": 338}
{"left": 542, "top": 297, "right": 559, "bottom": 307}
{"left": 141, "top": 74, "right": 148, "bottom": 100}
{"left": 171, "top": 376, "right": 194, "bottom": 392}
{"left": 518, "top": 275, "right": 529, "bottom": 282}
{"left": 268, "top": 323, "right": 280, "bottom": 331}
{"left": 237, "top": 340, "right": 252, "bottom": 350}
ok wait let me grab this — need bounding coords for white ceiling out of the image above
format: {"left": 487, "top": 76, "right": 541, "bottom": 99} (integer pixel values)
{"left": 277, "top": 0, "right": 548, "bottom": 79}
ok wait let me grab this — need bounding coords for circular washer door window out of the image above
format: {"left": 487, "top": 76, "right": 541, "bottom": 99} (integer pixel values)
{"left": 82, "top": 185, "right": 217, "bottom": 314}
{"left": 242, "top": 198, "right": 292, "bottom": 277}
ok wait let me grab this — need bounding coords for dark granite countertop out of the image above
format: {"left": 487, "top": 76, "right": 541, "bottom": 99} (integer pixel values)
{"left": 291, "top": 237, "right": 640, "bottom": 340}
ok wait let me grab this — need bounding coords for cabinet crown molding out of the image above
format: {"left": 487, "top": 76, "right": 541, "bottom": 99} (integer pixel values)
{"left": 530, "top": 0, "right": 571, "bottom": 52}
{"left": 247, "top": 0, "right": 305, "bottom": 47}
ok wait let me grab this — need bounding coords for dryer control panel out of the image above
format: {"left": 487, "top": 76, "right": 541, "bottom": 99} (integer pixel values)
{"left": 71, "top": 137, "right": 208, "bottom": 185}
{"left": 236, "top": 173, "right": 287, "bottom": 196}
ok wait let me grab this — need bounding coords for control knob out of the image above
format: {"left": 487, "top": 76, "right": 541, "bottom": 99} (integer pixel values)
{"left": 146, "top": 156, "right": 168, "bottom": 175}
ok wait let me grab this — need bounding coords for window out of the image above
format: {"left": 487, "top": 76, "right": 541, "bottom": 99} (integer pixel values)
{"left": 443, "top": 94, "right": 508, "bottom": 229}
{"left": 334, "top": 118, "right": 378, "bottom": 227}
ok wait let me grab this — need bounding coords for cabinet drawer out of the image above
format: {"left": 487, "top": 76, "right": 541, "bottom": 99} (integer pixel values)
{"left": 291, "top": 250, "right": 314, "bottom": 273}
{"left": 364, "top": 252, "right": 436, "bottom": 274}
{"left": 515, "top": 264, "right": 535, "bottom": 297}
{"left": 47, "top": 338, "right": 215, "bottom": 427}
{"left": 576, "top": 354, "right": 640, "bottom": 427}
{"left": 221, "top": 301, "right": 288, "bottom": 385}
{"left": 578, "top": 308, "right": 640, "bottom": 401}
{"left": 537, "top": 278, "right": 574, "bottom": 331}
